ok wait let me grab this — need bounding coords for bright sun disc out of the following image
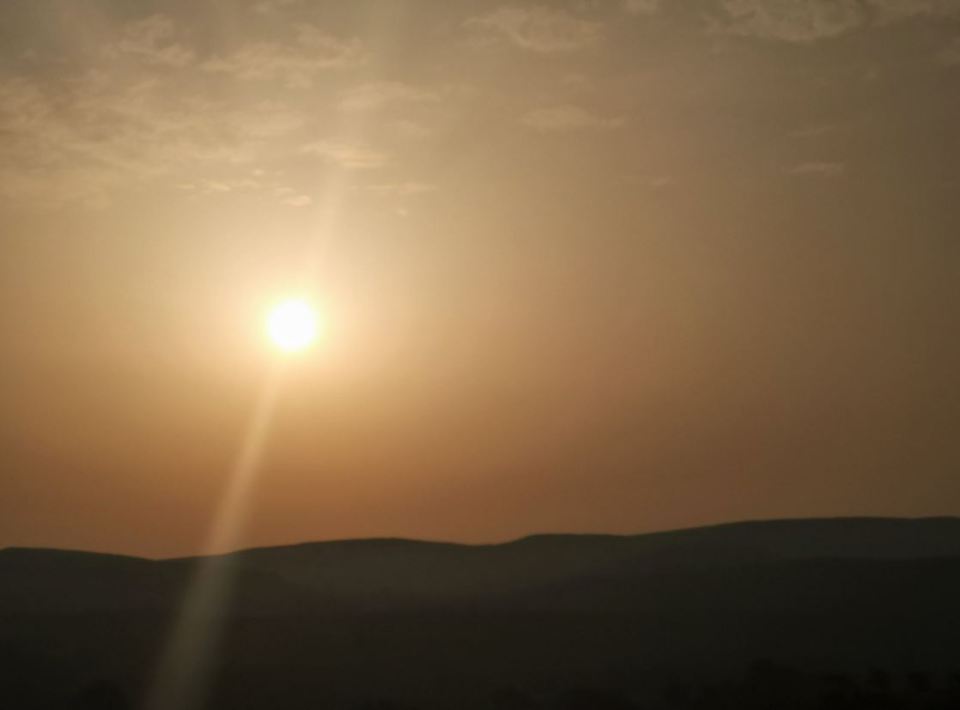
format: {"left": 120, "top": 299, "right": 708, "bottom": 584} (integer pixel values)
{"left": 267, "top": 299, "right": 319, "bottom": 352}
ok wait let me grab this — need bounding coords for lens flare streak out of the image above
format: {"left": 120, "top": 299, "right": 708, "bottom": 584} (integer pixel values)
{"left": 145, "top": 361, "right": 287, "bottom": 710}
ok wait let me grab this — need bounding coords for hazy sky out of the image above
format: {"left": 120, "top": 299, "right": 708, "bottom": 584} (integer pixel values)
{"left": 1, "top": 0, "right": 959, "bottom": 557}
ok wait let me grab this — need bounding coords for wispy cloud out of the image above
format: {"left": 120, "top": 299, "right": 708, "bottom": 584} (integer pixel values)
{"left": 0, "top": 64, "right": 309, "bottom": 208}
{"left": 177, "top": 178, "right": 257, "bottom": 195}
{"left": 362, "top": 182, "right": 438, "bottom": 196}
{"left": 391, "top": 120, "right": 432, "bottom": 140}
{"left": 338, "top": 81, "right": 440, "bottom": 112}
{"left": 467, "top": 6, "right": 602, "bottom": 52}
{"left": 868, "top": 0, "right": 960, "bottom": 24}
{"left": 253, "top": 0, "right": 300, "bottom": 15}
{"left": 204, "top": 24, "right": 365, "bottom": 88}
{"left": 714, "top": 0, "right": 960, "bottom": 43}
{"left": 280, "top": 193, "right": 313, "bottom": 206}
{"left": 178, "top": 176, "right": 314, "bottom": 208}
{"left": 717, "top": 0, "right": 864, "bottom": 43}
{"left": 103, "top": 14, "right": 195, "bottom": 67}
{"left": 522, "top": 105, "right": 624, "bottom": 132}
{"left": 300, "top": 140, "right": 388, "bottom": 169}
{"left": 623, "top": 0, "right": 661, "bottom": 16}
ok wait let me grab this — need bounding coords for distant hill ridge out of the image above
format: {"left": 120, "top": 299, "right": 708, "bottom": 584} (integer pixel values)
{"left": 3, "top": 516, "right": 960, "bottom": 616}
{"left": 7, "top": 516, "right": 960, "bottom": 563}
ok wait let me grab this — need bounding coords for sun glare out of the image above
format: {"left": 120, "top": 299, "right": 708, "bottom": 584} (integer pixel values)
{"left": 267, "top": 299, "right": 319, "bottom": 353}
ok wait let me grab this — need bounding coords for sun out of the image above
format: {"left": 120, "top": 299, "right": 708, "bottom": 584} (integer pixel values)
{"left": 267, "top": 299, "right": 319, "bottom": 353}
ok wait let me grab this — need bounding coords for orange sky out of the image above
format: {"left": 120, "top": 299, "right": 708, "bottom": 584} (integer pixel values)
{"left": 1, "top": 0, "right": 959, "bottom": 557}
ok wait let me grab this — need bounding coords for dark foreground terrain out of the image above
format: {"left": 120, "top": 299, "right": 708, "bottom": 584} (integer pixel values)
{"left": 3, "top": 517, "right": 960, "bottom": 709}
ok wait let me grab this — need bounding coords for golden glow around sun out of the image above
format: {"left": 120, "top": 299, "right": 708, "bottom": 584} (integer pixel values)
{"left": 267, "top": 299, "right": 319, "bottom": 353}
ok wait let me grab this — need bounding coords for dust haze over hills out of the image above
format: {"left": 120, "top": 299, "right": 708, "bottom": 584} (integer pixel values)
{"left": 4, "top": 517, "right": 960, "bottom": 709}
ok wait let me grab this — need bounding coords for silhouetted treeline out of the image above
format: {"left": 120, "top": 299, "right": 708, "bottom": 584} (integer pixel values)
{"left": 266, "top": 665, "right": 960, "bottom": 710}
{"left": 350, "top": 666, "right": 960, "bottom": 710}
{"left": 655, "top": 661, "right": 960, "bottom": 710}
{"left": 6, "top": 661, "right": 960, "bottom": 709}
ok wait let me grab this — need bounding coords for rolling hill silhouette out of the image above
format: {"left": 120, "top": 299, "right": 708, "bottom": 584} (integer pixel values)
{"left": 5, "top": 516, "right": 960, "bottom": 613}
{"left": 3, "top": 517, "right": 960, "bottom": 709}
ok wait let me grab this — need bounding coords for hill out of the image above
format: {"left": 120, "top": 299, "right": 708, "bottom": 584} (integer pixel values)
{"left": 2, "top": 517, "right": 960, "bottom": 709}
